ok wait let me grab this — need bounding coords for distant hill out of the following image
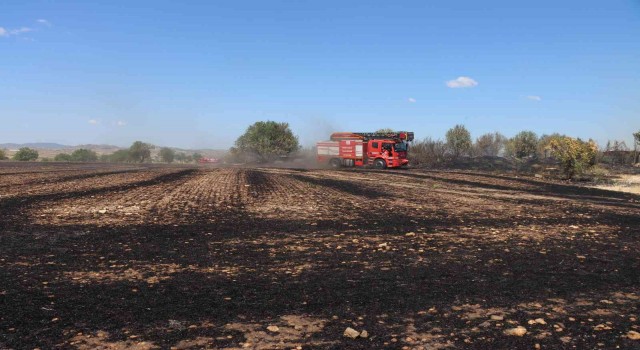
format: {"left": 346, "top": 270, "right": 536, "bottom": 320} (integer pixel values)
{"left": 0, "top": 142, "right": 71, "bottom": 150}
{"left": 0, "top": 142, "right": 227, "bottom": 159}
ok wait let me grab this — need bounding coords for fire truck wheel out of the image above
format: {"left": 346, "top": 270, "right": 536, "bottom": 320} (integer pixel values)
{"left": 374, "top": 159, "right": 387, "bottom": 169}
{"left": 330, "top": 158, "right": 341, "bottom": 168}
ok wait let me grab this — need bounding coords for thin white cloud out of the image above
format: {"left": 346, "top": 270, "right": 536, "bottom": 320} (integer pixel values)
{"left": 9, "top": 27, "right": 33, "bottom": 35}
{"left": 446, "top": 76, "right": 478, "bottom": 88}
{"left": 1, "top": 26, "right": 34, "bottom": 37}
{"left": 407, "top": 97, "right": 416, "bottom": 103}
{"left": 36, "top": 19, "right": 51, "bottom": 26}
{"left": 88, "top": 119, "right": 99, "bottom": 125}
{"left": 115, "top": 120, "right": 127, "bottom": 127}
{"left": 527, "top": 95, "right": 542, "bottom": 101}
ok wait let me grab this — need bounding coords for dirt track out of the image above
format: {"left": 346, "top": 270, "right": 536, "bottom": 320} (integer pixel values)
{"left": 1, "top": 163, "right": 639, "bottom": 349}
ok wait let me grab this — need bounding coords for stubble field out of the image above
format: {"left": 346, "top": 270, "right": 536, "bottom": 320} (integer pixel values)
{"left": 1, "top": 162, "right": 639, "bottom": 349}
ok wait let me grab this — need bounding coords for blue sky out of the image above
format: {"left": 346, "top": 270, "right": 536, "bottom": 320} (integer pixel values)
{"left": 1, "top": 0, "right": 639, "bottom": 149}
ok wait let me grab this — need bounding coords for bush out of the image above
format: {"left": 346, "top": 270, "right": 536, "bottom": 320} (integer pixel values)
{"left": 584, "top": 165, "right": 611, "bottom": 184}
{"left": 54, "top": 153, "right": 73, "bottom": 162}
{"left": 235, "top": 121, "right": 299, "bottom": 162}
{"left": 71, "top": 148, "right": 98, "bottom": 162}
{"left": 506, "top": 131, "right": 539, "bottom": 159}
{"left": 409, "top": 137, "right": 448, "bottom": 167}
{"left": 13, "top": 147, "right": 39, "bottom": 161}
{"left": 0, "top": 149, "right": 7, "bottom": 160}
{"left": 474, "top": 132, "right": 506, "bottom": 157}
{"left": 445, "top": 125, "right": 472, "bottom": 159}
{"left": 549, "top": 136, "right": 598, "bottom": 179}
{"left": 159, "top": 147, "right": 175, "bottom": 163}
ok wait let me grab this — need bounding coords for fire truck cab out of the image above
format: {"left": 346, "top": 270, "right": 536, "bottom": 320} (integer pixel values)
{"left": 317, "top": 131, "right": 414, "bottom": 169}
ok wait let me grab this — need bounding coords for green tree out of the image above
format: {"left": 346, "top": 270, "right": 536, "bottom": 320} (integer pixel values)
{"left": 71, "top": 148, "right": 98, "bottom": 162}
{"left": 159, "top": 147, "right": 175, "bottom": 163}
{"left": 12, "top": 147, "right": 39, "bottom": 161}
{"left": 445, "top": 124, "right": 472, "bottom": 158}
{"left": 506, "top": 131, "right": 539, "bottom": 159}
{"left": 129, "top": 141, "right": 152, "bottom": 163}
{"left": 549, "top": 136, "right": 598, "bottom": 179}
{"left": 537, "top": 133, "right": 564, "bottom": 159}
{"left": 109, "top": 149, "right": 131, "bottom": 163}
{"left": 54, "top": 153, "right": 73, "bottom": 162}
{"left": 192, "top": 152, "right": 203, "bottom": 163}
{"left": 474, "top": 132, "right": 506, "bottom": 157}
{"left": 235, "top": 121, "right": 300, "bottom": 162}
{"left": 175, "top": 152, "right": 187, "bottom": 163}
{"left": 0, "top": 149, "right": 7, "bottom": 160}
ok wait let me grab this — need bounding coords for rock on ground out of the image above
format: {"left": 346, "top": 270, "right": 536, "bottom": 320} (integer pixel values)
{"left": 504, "top": 326, "right": 527, "bottom": 337}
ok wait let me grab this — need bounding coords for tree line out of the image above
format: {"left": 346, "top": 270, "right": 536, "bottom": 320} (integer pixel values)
{"left": 0, "top": 141, "right": 204, "bottom": 164}
{"left": 411, "top": 125, "right": 640, "bottom": 179}
{"left": 2, "top": 122, "right": 639, "bottom": 180}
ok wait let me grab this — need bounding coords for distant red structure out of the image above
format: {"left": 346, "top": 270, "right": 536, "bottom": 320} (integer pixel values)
{"left": 198, "top": 157, "right": 219, "bottom": 164}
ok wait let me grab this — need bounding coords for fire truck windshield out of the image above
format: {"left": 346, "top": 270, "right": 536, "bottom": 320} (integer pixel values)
{"left": 394, "top": 142, "right": 408, "bottom": 152}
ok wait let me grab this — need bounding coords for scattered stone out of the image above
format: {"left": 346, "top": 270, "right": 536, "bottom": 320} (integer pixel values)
{"left": 534, "top": 331, "right": 551, "bottom": 340}
{"left": 343, "top": 327, "right": 360, "bottom": 339}
{"left": 405, "top": 232, "right": 416, "bottom": 237}
{"left": 504, "top": 326, "right": 527, "bottom": 337}
{"left": 98, "top": 209, "right": 107, "bottom": 214}
{"left": 560, "top": 336, "right": 572, "bottom": 343}
{"left": 593, "top": 324, "right": 612, "bottom": 331}
{"left": 266, "top": 325, "right": 279, "bottom": 333}
{"left": 490, "top": 315, "right": 504, "bottom": 321}
{"left": 628, "top": 331, "right": 640, "bottom": 340}
{"left": 360, "top": 330, "right": 368, "bottom": 338}
{"left": 528, "top": 318, "right": 546, "bottom": 325}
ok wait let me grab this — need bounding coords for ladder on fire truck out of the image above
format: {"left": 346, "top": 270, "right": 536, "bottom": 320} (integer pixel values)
{"left": 330, "top": 131, "right": 414, "bottom": 142}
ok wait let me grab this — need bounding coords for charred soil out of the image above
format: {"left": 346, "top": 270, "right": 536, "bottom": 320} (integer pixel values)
{"left": 1, "top": 163, "right": 639, "bottom": 349}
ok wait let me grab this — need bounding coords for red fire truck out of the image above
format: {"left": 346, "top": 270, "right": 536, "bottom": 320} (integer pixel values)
{"left": 317, "top": 131, "right": 414, "bottom": 169}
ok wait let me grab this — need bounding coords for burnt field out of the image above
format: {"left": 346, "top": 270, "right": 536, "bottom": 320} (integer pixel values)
{"left": 1, "top": 163, "right": 639, "bottom": 349}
